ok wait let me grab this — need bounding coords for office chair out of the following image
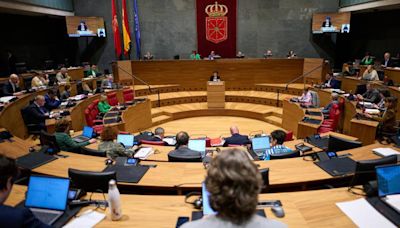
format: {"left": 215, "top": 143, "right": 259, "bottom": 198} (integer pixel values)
{"left": 270, "top": 150, "right": 300, "bottom": 160}
{"left": 20, "top": 106, "right": 43, "bottom": 137}
{"left": 23, "top": 76, "right": 33, "bottom": 90}
{"left": 68, "top": 168, "right": 117, "bottom": 193}
{"left": 351, "top": 155, "right": 397, "bottom": 186}
{"left": 39, "top": 131, "right": 60, "bottom": 153}
{"left": 259, "top": 168, "right": 270, "bottom": 191}
{"left": 80, "top": 147, "right": 106, "bottom": 157}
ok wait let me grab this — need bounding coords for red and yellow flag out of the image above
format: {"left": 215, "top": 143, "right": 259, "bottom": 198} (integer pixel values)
{"left": 111, "top": 0, "right": 122, "bottom": 57}
{"left": 122, "top": 0, "right": 131, "bottom": 55}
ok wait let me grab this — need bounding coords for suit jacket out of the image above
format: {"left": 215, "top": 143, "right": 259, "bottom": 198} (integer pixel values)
{"left": 77, "top": 24, "right": 88, "bottom": 31}
{"left": 362, "top": 89, "right": 380, "bottom": 104}
{"left": 44, "top": 95, "right": 61, "bottom": 111}
{"left": 324, "top": 79, "right": 340, "bottom": 89}
{"left": 382, "top": 59, "right": 394, "bottom": 68}
{"left": 223, "top": 133, "right": 250, "bottom": 146}
{"left": 168, "top": 146, "right": 202, "bottom": 160}
{"left": 322, "top": 21, "right": 332, "bottom": 27}
{"left": 24, "top": 103, "right": 48, "bottom": 125}
{"left": 0, "top": 204, "right": 50, "bottom": 228}
{"left": 209, "top": 75, "right": 221, "bottom": 81}
{"left": 2, "top": 81, "right": 21, "bottom": 96}
{"left": 101, "top": 79, "right": 113, "bottom": 89}
{"left": 147, "top": 136, "right": 169, "bottom": 145}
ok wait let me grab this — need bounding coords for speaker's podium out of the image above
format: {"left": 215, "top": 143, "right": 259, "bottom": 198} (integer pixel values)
{"left": 207, "top": 81, "right": 225, "bottom": 109}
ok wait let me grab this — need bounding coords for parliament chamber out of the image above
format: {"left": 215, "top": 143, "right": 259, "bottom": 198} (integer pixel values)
{"left": 1, "top": 1, "right": 400, "bottom": 227}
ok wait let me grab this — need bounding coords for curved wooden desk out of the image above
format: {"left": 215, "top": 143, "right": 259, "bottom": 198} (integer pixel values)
{"left": 6, "top": 185, "right": 361, "bottom": 227}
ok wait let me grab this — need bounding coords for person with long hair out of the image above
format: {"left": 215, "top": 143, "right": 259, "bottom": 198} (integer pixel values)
{"left": 182, "top": 149, "right": 286, "bottom": 228}
{"left": 98, "top": 126, "right": 134, "bottom": 160}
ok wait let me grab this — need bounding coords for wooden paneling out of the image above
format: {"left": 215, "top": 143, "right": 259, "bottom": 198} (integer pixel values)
{"left": 303, "top": 58, "right": 329, "bottom": 84}
{"left": 207, "top": 81, "right": 225, "bottom": 109}
{"left": 67, "top": 68, "right": 84, "bottom": 81}
{"left": 282, "top": 99, "right": 305, "bottom": 137}
{"left": 121, "top": 99, "right": 152, "bottom": 132}
{"left": 130, "top": 59, "right": 305, "bottom": 88}
{"left": 112, "top": 60, "right": 134, "bottom": 85}
{"left": 385, "top": 67, "right": 400, "bottom": 84}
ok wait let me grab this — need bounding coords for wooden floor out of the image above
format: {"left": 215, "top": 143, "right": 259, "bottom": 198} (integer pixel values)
{"left": 150, "top": 116, "right": 283, "bottom": 138}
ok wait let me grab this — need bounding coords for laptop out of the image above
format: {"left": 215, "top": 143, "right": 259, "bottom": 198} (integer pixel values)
{"left": 188, "top": 139, "right": 206, "bottom": 157}
{"left": 117, "top": 134, "right": 134, "bottom": 149}
{"left": 202, "top": 182, "right": 216, "bottom": 215}
{"left": 251, "top": 137, "right": 270, "bottom": 158}
{"left": 25, "top": 176, "right": 70, "bottom": 225}
{"left": 72, "top": 126, "right": 93, "bottom": 143}
{"left": 376, "top": 164, "right": 400, "bottom": 213}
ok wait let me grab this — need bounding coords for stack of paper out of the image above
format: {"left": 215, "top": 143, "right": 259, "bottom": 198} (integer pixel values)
{"left": 63, "top": 209, "right": 105, "bottom": 228}
{"left": 365, "top": 109, "right": 380, "bottom": 115}
{"left": 134, "top": 147, "right": 154, "bottom": 159}
{"left": 372, "top": 148, "right": 400, "bottom": 157}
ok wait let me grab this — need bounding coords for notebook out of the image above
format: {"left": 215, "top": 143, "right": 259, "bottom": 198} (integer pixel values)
{"left": 117, "top": 134, "right": 134, "bottom": 149}
{"left": 72, "top": 126, "right": 93, "bottom": 143}
{"left": 376, "top": 164, "right": 400, "bottom": 213}
{"left": 25, "top": 176, "right": 70, "bottom": 225}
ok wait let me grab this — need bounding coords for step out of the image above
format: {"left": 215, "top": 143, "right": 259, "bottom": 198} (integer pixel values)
{"left": 151, "top": 109, "right": 171, "bottom": 118}
{"left": 264, "top": 116, "right": 282, "bottom": 127}
{"left": 151, "top": 115, "right": 172, "bottom": 126}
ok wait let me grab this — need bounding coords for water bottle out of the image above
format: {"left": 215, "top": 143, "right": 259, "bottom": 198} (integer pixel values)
{"left": 108, "top": 179, "right": 122, "bottom": 221}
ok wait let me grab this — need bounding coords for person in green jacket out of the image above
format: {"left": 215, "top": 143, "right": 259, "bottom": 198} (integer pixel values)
{"left": 361, "top": 52, "right": 374, "bottom": 65}
{"left": 54, "top": 118, "right": 96, "bottom": 152}
{"left": 190, "top": 50, "right": 201, "bottom": 60}
{"left": 98, "top": 95, "right": 111, "bottom": 114}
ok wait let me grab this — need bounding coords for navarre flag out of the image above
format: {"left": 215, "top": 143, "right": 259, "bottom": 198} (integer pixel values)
{"left": 111, "top": 0, "right": 122, "bottom": 57}
{"left": 122, "top": 0, "right": 131, "bottom": 56}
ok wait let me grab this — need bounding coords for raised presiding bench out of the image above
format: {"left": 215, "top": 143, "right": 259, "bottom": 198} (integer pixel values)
{"left": 6, "top": 185, "right": 361, "bottom": 227}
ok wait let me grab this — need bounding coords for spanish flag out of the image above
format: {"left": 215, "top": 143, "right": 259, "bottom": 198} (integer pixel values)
{"left": 122, "top": 0, "right": 131, "bottom": 56}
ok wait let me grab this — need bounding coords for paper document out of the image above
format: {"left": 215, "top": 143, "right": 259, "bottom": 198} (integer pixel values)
{"left": 365, "top": 109, "right": 380, "bottom": 114}
{"left": 134, "top": 147, "right": 154, "bottom": 159}
{"left": 372, "top": 148, "right": 400, "bottom": 157}
{"left": 336, "top": 198, "right": 396, "bottom": 228}
{"left": 385, "top": 194, "right": 400, "bottom": 212}
{"left": 163, "top": 138, "right": 176, "bottom": 145}
{"left": 0, "top": 96, "right": 16, "bottom": 103}
{"left": 63, "top": 209, "right": 105, "bottom": 228}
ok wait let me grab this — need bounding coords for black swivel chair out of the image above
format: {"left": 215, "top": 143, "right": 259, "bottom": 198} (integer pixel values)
{"left": 260, "top": 168, "right": 270, "bottom": 191}
{"left": 351, "top": 155, "right": 398, "bottom": 186}
{"left": 21, "top": 106, "right": 42, "bottom": 137}
{"left": 68, "top": 168, "right": 117, "bottom": 193}
{"left": 168, "top": 154, "right": 202, "bottom": 162}
{"left": 39, "top": 130, "right": 60, "bottom": 153}
{"left": 270, "top": 150, "right": 300, "bottom": 160}
{"left": 15, "top": 62, "right": 27, "bottom": 74}
{"left": 80, "top": 146, "right": 106, "bottom": 157}
{"left": 23, "top": 76, "right": 33, "bottom": 90}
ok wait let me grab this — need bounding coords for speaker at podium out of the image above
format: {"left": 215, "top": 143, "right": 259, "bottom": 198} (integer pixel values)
{"left": 207, "top": 81, "right": 225, "bottom": 109}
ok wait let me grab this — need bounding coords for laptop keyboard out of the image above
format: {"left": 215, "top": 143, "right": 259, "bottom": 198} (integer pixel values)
{"left": 31, "top": 209, "right": 62, "bottom": 225}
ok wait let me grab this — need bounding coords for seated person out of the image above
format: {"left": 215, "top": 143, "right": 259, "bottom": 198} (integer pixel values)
{"left": 190, "top": 51, "right": 201, "bottom": 60}
{"left": 44, "top": 90, "right": 61, "bottom": 111}
{"left": 322, "top": 92, "right": 339, "bottom": 114}
{"left": 24, "top": 95, "right": 51, "bottom": 131}
{"left": 168, "top": 131, "right": 202, "bottom": 161}
{"left": 357, "top": 83, "right": 380, "bottom": 104}
{"left": 264, "top": 130, "right": 292, "bottom": 160}
{"left": 361, "top": 65, "right": 379, "bottom": 81}
{"left": 101, "top": 75, "right": 114, "bottom": 89}
{"left": 98, "top": 95, "right": 112, "bottom": 114}
{"left": 208, "top": 50, "right": 216, "bottom": 60}
{"left": 263, "top": 49, "right": 273, "bottom": 58}
{"left": 361, "top": 52, "right": 373, "bottom": 65}
{"left": 86, "top": 64, "right": 100, "bottom": 77}
{"left": 143, "top": 51, "right": 154, "bottom": 60}
{"left": 56, "top": 68, "right": 70, "bottom": 84}
{"left": 31, "top": 73, "right": 49, "bottom": 88}
{"left": 98, "top": 126, "right": 134, "bottom": 160}
{"left": 146, "top": 127, "right": 169, "bottom": 145}
{"left": 323, "top": 73, "right": 340, "bottom": 89}
{"left": 363, "top": 97, "right": 398, "bottom": 138}
{"left": 383, "top": 75, "right": 394, "bottom": 86}
{"left": 223, "top": 126, "right": 250, "bottom": 146}
{"left": 2, "top": 74, "right": 23, "bottom": 97}
{"left": 60, "top": 85, "right": 71, "bottom": 100}
{"left": 297, "top": 87, "right": 312, "bottom": 106}
{"left": 54, "top": 118, "right": 96, "bottom": 152}
{"left": 236, "top": 51, "right": 245, "bottom": 58}
{"left": 0, "top": 155, "right": 51, "bottom": 228}
{"left": 182, "top": 149, "right": 287, "bottom": 228}
{"left": 382, "top": 52, "right": 394, "bottom": 68}
{"left": 374, "top": 89, "right": 391, "bottom": 109}
{"left": 342, "top": 62, "right": 356, "bottom": 76}
{"left": 287, "top": 50, "right": 296, "bottom": 59}
{"left": 209, "top": 71, "right": 221, "bottom": 82}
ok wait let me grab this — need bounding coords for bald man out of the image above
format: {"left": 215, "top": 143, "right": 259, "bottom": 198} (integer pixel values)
{"left": 2, "top": 74, "right": 23, "bottom": 97}
{"left": 223, "top": 126, "right": 250, "bottom": 147}
{"left": 23, "top": 95, "right": 50, "bottom": 131}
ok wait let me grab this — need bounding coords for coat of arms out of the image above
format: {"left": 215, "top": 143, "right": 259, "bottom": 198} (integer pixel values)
{"left": 205, "top": 1, "right": 228, "bottom": 44}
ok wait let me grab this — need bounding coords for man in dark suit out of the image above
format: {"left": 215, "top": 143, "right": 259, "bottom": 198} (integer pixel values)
{"left": 23, "top": 95, "right": 52, "bottom": 131}
{"left": 382, "top": 52, "right": 394, "bottom": 68}
{"left": 168, "top": 131, "right": 202, "bottom": 161}
{"left": 323, "top": 73, "right": 340, "bottom": 89}
{"left": 209, "top": 71, "right": 221, "bottom": 82}
{"left": 147, "top": 127, "right": 169, "bottom": 145}
{"left": 321, "top": 16, "right": 332, "bottom": 27}
{"left": 0, "top": 155, "right": 50, "bottom": 227}
{"left": 223, "top": 126, "right": 250, "bottom": 146}
{"left": 77, "top": 21, "right": 88, "bottom": 31}
{"left": 2, "top": 74, "right": 23, "bottom": 97}
{"left": 357, "top": 83, "right": 380, "bottom": 104}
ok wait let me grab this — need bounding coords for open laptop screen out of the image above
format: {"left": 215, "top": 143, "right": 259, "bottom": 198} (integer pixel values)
{"left": 188, "top": 139, "right": 206, "bottom": 154}
{"left": 117, "top": 134, "right": 134, "bottom": 147}
{"left": 252, "top": 137, "right": 270, "bottom": 150}
{"left": 202, "top": 182, "right": 216, "bottom": 215}
{"left": 25, "top": 176, "right": 70, "bottom": 211}
{"left": 376, "top": 164, "right": 400, "bottom": 197}
{"left": 82, "top": 126, "right": 94, "bottom": 138}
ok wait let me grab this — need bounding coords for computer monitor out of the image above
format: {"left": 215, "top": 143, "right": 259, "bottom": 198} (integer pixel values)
{"left": 188, "top": 139, "right": 206, "bottom": 156}
{"left": 352, "top": 155, "right": 398, "bottom": 185}
{"left": 377, "top": 164, "right": 400, "bottom": 197}
{"left": 117, "top": 134, "right": 134, "bottom": 147}
{"left": 82, "top": 126, "right": 94, "bottom": 138}
{"left": 251, "top": 137, "right": 270, "bottom": 150}
{"left": 25, "top": 176, "right": 70, "bottom": 211}
{"left": 327, "top": 135, "right": 362, "bottom": 152}
{"left": 202, "top": 182, "right": 216, "bottom": 215}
